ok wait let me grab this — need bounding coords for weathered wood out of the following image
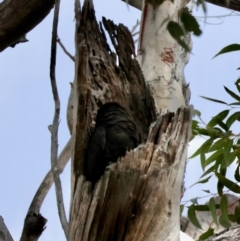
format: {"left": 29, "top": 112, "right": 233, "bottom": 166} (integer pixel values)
{"left": 69, "top": 106, "right": 192, "bottom": 240}
{"left": 68, "top": 2, "right": 193, "bottom": 240}
{"left": 71, "top": 0, "right": 156, "bottom": 187}
{"left": 0, "top": 0, "right": 54, "bottom": 51}
{"left": 0, "top": 216, "right": 14, "bottom": 241}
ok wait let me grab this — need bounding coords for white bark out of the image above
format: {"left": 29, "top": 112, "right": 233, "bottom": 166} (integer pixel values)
{"left": 137, "top": 0, "right": 190, "bottom": 114}
{"left": 136, "top": 1, "right": 191, "bottom": 240}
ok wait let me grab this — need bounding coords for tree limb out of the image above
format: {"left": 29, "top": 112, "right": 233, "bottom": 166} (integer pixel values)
{"left": 49, "top": 0, "right": 68, "bottom": 236}
{"left": 122, "top": 0, "right": 240, "bottom": 12}
{"left": 0, "top": 0, "right": 55, "bottom": 52}
{"left": 0, "top": 216, "right": 14, "bottom": 241}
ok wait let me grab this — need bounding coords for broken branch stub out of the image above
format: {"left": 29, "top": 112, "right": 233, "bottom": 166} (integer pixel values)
{"left": 71, "top": 0, "right": 156, "bottom": 192}
{"left": 69, "top": 106, "right": 192, "bottom": 241}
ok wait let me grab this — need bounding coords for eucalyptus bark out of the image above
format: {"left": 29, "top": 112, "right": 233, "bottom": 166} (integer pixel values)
{"left": 122, "top": 0, "right": 240, "bottom": 12}
{"left": 68, "top": 0, "right": 192, "bottom": 241}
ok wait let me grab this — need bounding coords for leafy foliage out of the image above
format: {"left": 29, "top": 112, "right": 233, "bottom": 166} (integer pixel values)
{"left": 184, "top": 68, "right": 240, "bottom": 238}
{"left": 167, "top": 8, "right": 202, "bottom": 51}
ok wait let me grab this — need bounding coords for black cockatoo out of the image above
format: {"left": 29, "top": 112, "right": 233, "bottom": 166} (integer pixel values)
{"left": 84, "top": 102, "right": 138, "bottom": 184}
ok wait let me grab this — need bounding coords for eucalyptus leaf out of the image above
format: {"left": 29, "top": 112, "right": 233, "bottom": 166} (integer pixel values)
{"left": 209, "top": 197, "right": 219, "bottom": 225}
{"left": 219, "top": 195, "right": 231, "bottom": 228}
{"left": 224, "top": 86, "right": 240, "bottom": 102}
{"left": 226, "top": 112, "right": 240, "bottom": 128}
{"left": 216, "top": 172, "right": 240, "bottom": 193}
{"left": 200, "top": 96, "right": 227, "bottom": 105}
{"left": 213, "top": 44, "right": 240, "bottom": 59}
{"left": 198, "top": 228, "right": 214, "bottom": 240}
{"left": 188, "top": 205, "right": 202, "bottom": 229}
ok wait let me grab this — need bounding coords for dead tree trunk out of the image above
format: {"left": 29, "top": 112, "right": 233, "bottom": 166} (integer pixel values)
{"left": 68, "top": 1, "right": 192, "bottom": 241}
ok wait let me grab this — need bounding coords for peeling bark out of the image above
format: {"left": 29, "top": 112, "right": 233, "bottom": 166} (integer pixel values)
{"left": 137, "top": 0, "right": 191, "bottom": 114}
{"left": 69, "top": 107, "right": 193, "bottom": 241}
{"left": 68, "top": 1, "right": 192, "bottom": 241}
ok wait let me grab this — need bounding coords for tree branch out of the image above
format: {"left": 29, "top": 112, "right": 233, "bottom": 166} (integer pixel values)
{"left": 0, "top": 0, "right": 55, "bottom": 52}
{"left": 49, "top": 0, "right": 68, "bottom": 236}
{"left": 0, "top": 216, "right": 14, "bottom": 241}
{"left": 57, "top": 36, "right": 75, "bottom": 62}
{"left": 122, "top": 0, "right": 240, "bottom": 12}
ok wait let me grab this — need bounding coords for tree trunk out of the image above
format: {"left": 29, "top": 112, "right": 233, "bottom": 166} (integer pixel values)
{"left": 68, "top": 0, "right": 192, "bottom": 240}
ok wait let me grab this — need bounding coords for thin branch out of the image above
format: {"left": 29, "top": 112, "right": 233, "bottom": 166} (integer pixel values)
{"left": 28, "top": 138, "right": 72, "bottom": 212}
{"left": 57, "top": 36, "right": 75, "bottom": 62}
{"left": 49, "top": 0, "right": 68, "bottom": 236}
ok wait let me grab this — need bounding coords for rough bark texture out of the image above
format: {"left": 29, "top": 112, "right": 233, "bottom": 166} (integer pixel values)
{"left": 69, "top": 107, "right": 192, "bottom": 241}
{"left": 71, "top": 0, "right": 156, "bottom": 185}
{"left": 19, "top": 212, "right": 47, "bottom": 241}
{"left": 68, "top": 1, "right": 192, "bottom": 241}
{"left": 0, "top": 216, "right": 14, "bottom": 241}
{"left": 0, "top": 0, "right": 55, "bottom": 52}
{"left": 122, "top": 0, "right": 240, "bottom": 12}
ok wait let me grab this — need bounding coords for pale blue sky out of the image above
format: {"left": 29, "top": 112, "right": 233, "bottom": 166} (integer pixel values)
{"left": 0, "top": 1, "right": 240, "bottom": 240}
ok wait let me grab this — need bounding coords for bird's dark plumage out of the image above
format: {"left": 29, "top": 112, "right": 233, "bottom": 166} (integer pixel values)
{"left": 84, "top": 102, "right": 138, "bottom": 184}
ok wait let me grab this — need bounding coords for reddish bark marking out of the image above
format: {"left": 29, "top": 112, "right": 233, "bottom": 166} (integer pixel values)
{"left": 160, "top": 47, "right": 174, "bottom": 64}
{"left": 139, "top": 3, "right": 148, "bottom": 51}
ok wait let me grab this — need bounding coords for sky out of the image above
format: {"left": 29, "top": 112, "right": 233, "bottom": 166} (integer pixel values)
{"left": 0, "top": 0, "right": 240, "bottom": 240}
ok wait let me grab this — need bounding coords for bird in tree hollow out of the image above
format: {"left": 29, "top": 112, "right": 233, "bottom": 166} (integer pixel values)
{"left": 84, "top": 102, "right": 138, "bottom": 184}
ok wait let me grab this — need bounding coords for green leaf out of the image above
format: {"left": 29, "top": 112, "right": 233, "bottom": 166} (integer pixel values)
{"left": 216, "top": 172, "right": 240, "bottom": 193}
{"left": 202, "top": 189, "right": 210, "bottom": 193}
{"left": 195, "top": 127, "right": 210, "bottom": 136}
{"left": 226, "top": 112, "right": 240, "bottom": 128}
{"left": 224, "top": 86, "right": 240, "bottom": 102}
{"left": 205, "top": 150, "right": 223, "bottom": 166}
{"left": 234, "top": 164, "right": 240, "bottom": 182}
{"left": 213, "top": 44, "right": 240, "bottom": 59}
{"left": 215, "top": 119, "right": 229, "bottom": 132}
{"left": 189, "top": 138, "right": 213, "bottom": 159}
{"left": 188, "top": 205, "right": 202, "bottom": 229}
{"left": 235, "top": 78, "right": 240, "bottom": 93}
{"left": 219, "top": 195, "right": 231, "bottom": 228}
{"left": 229, "top": 102, "right": 240, "bottom": 106}
{"left": 222, "top": 139, "right": 234, "bottom": 168}
{"left": 181, "top": 8, "right": 202, "bottom": 36}
{"left": 223, "top": 151, "right": 236, "bottom": 169}
{"left": 234, "top": 206, "right": 240, "bottom": 224}
{"left": 206, "top": 127, "right": 223, "bottom": 138}
{"left": 209, "top": 197, "right": 219, "bottom": 225}
{"left": 200, "top": 165, "right": 215, "bottom": 178}
{"left": 190, "top": 197, "right": 199, "bottom": 205}
{"left": 167, "top": 21, "right": 191, "bottom": 52}
{"left": 207, "top": 110, "right": 230, "bottom": 128}
{"left": 208, "top": 138, "right": 227, "bottom": 152}
{"left": 194, "top": 204, "right": 211, "bottom": 211}
{"left": 198, "top": 228, "right": 214, "bottom": 240}
{"left": 200, "top": 152, "right": 206, "bottom": 170}
{"left": 200, "top": 96, "right": 227, "bottom": 105}
{"left": 189, "top": 176, "right": 212, "bottom": 188}
{"left": 193, "top": 109, "right": 201, "bottom": 118}
{"left": 228, "top": 214, "right": 237, "bottom": 223}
